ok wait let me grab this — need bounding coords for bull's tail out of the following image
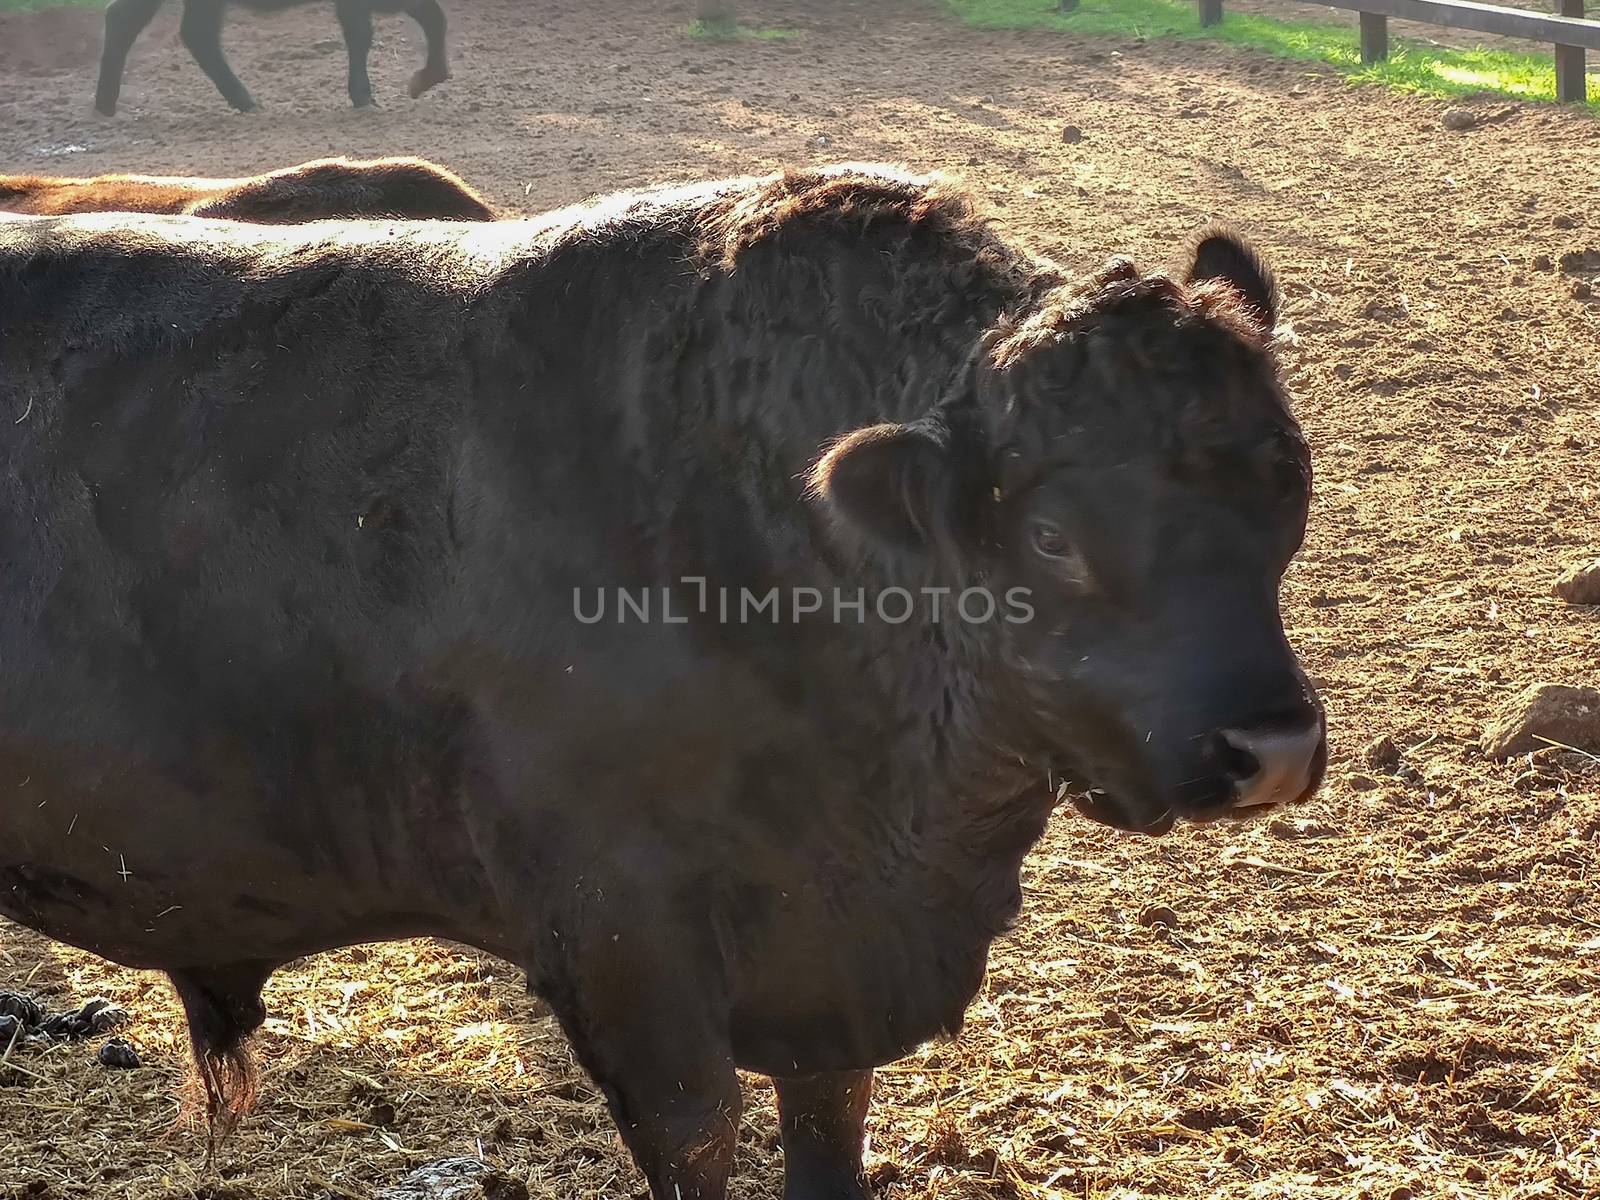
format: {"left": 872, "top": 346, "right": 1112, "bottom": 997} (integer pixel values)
{"left": 167, "top": 961, "right": 275, "bottom": 1142}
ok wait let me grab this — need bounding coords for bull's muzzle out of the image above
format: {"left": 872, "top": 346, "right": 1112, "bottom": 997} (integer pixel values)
{"left": 1216, "top": 720, "right": 1324, "bottom": 810}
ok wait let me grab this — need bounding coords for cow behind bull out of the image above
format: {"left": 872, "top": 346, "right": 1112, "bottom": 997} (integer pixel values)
{"left": 0, "top": 156, "right": 497, "bottom": 222}
{"left": 0, "top": 165, "right": 1324, "bottom": 1200}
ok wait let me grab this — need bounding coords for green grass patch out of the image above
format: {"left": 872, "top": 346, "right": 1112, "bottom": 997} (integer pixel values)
{"left": 943, "top": 0, "right": 1600, "bottom": 112}
{"left": 685, "top": 15, "right": 801, "bottom": 42}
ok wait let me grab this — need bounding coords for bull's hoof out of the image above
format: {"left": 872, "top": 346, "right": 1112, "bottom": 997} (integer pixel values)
{"left": 227, "top": 94, "right": 259, "bottom": 113}
{"left": 93, "top": 102, "right": 117, "bottom": 118}
{"left": 407, "top": 67, "right": 450, "bottom": 99}
{"left": 351, "top": 95, "right": 377, "bottom": 109}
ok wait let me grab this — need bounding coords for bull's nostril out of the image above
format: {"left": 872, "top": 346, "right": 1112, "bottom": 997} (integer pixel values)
{"left": 1215, "top": 732, "right": 1262, "bottom": 785}
{"left": 1217, "top": 722, "right": 1322, "bottom": 808}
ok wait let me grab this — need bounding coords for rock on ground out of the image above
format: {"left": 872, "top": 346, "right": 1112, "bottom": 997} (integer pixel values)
{"left": 1482, "top": 683, "right": 1600, "bottom": 759}
{"left": 1554, "top": 559, "right": 1600, "bottom": 605}
{"left": 376, "top": 1159, "right": 529, "bottom": 1200}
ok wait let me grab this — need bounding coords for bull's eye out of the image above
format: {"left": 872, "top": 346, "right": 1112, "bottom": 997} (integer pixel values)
{"left": 1031, "top": 522, "right": 1071, "bottom": 559}
{"left": 1275, "top": 457, "right": 1309, "bottom": 508}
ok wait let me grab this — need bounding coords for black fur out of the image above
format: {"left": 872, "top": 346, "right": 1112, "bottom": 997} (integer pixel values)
{"left": 0, "top": 166, "right": 1323, "bottom": 1199}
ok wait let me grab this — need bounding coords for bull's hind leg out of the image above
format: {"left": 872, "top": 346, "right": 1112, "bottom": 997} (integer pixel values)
{"left": 774, "top": 1071, "right": 874, "bottom": 1200}
{"left": 167, "top": 960, "right": 276, "bottom": 1133}
{"left": 177, "top": 0, "right": 257, "bottom": 112}
{"left": 334, "top": 0, "right": 377, "bottom": 107}
{"left": 95, "top": 0, "right": 168, "bottom": 116}
{"left": 401, "top": 0, "right": 450, "bottom": 98}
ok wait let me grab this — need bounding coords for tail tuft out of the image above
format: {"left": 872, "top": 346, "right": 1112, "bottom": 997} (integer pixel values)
{"left": 166, "top": 962, "right": 275, "bottom": 1144}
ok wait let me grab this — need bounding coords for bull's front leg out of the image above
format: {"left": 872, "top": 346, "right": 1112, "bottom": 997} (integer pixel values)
{"left": 775, "top": 1070, "right": 874, "bottom": 1200}
{"left": 537, "top": 915, "right": 741, "bottom": 1199}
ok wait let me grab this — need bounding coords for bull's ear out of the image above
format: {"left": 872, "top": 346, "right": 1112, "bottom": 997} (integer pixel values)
{"left": 1186, "top": 229, "right": 1278, "bottom": 329}
{"left": 810, "top": 416, "right": 960, "bottom": 554}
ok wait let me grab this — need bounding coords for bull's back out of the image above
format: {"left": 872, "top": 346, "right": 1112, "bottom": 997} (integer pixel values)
{"left": 0, "top": 213, "right": 482, "bottom": 679}
{"left": 0, "top": 214, "right": 495, "bottom": 964}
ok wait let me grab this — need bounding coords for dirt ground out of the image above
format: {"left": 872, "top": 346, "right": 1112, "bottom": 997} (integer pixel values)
{"left": 2, "top": 1, "right": 1598, "bottom": 1198}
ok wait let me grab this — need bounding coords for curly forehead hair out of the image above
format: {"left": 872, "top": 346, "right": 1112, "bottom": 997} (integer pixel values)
{"left": 977, "top": 256, "right": 1294, "bottom": 458}
{"left": 990, "top": 254, "right": 1275, "bottom": 366}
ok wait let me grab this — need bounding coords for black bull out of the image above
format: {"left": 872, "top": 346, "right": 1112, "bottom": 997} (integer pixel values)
{"left": 0, "top": 167, "right": 1325, "bottom": 1200}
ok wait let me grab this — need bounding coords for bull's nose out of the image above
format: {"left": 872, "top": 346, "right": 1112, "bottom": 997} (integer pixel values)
{"left": 1218, "top": 722, "right": 1322, "bottom": 808}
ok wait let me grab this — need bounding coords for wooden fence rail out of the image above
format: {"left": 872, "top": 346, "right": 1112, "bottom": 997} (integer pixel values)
{"left": 1194, "top": 0, "right": 1599, "bottom": 102}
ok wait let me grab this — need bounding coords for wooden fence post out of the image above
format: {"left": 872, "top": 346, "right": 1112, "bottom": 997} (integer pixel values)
{"left": 1554, "top": 0, "right": 1588, "bottom": 102}
{"left": 1199, "top": 0, "right": 1224, "bottom": 26}
{"left": 1360, "top": 10, "right": 1390, "bottom": 61}
{"left": 1295, "top": 0, "right": 1600, "bottom": 99}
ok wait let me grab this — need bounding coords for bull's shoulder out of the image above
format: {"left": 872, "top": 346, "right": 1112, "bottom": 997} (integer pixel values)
{"left": 517, "top": 164, "right": 1041, "bottom": 301}
{"left": 692, "top": 164, "right": 1026, "bottom": 279}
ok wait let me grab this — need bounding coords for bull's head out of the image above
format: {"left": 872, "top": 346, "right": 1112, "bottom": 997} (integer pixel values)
{"left": 812, "top": 232, "right": 1325, "bottom": 834}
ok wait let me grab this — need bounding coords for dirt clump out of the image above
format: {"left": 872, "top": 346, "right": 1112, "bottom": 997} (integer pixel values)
{"left": 1482, "top": 682, "right": 1600, "bottom": 758}
{"left": 1554, "top": 559, "right": 1600, "bottom": 605}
